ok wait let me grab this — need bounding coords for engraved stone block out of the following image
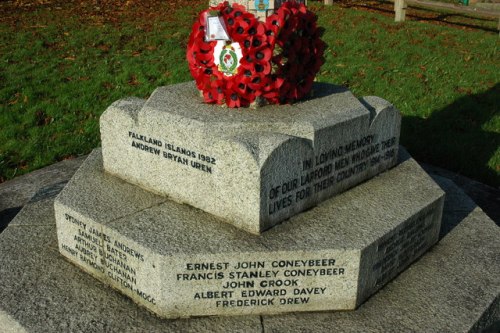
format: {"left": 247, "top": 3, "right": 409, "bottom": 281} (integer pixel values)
{"left": 54, "top": 148, "right": 444, "bottom": 318}
{"left": 208, "top": 0, "right": 292, "bottom": 19}
{"left": 100, "top": 82, "right": 401, "bottom": 234}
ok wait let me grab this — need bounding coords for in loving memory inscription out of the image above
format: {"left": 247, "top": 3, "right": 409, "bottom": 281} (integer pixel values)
{"left": 268, "top": 134, "right": 397, "bottom": 215}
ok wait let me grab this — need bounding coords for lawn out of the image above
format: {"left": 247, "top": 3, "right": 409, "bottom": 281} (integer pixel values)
{"left": 0, "top": 0, "right": 498, "bottom": 186}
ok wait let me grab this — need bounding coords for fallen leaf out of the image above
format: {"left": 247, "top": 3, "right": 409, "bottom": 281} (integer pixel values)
{"left": 128, "top": 75, "right": 140, "bottom": 86}
{"left": 456, "top": 87, "right": 473, "bottom": 94}
{"left": 102, "top": 81, "right": 114, "bottom": 89}
{"left": 97, "top": 43, "right": 111, "bottom": 52}
{"left": 35, "top": 110, "right": 52, "bottom": 126}
{"left": 8, "top": 92, "right": 20, "bottom": 105}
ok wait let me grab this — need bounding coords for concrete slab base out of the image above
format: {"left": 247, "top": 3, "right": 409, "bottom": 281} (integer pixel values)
{"left": 0, "top": 157, "right": 498, "bottom": 331}
{"left": 54, "top": 148, "right": 444, "bottom": 318}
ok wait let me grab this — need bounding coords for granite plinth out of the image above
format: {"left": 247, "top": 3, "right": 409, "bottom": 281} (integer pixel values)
{"left": 54, "top": 147, "right": 443, "bottom": 318}
{"left": 100, "top": 81, "right": 401, "bottom": 234}
{"left": 2, "top": 155, "right": 498, "bottom": 332}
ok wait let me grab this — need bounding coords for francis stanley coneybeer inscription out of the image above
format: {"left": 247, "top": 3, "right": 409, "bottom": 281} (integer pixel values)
{"left": 100, "top": 82, "right": 401, "bottom": 234}
{"left": 54, "top": 148, "right": 445, "bottom": 318}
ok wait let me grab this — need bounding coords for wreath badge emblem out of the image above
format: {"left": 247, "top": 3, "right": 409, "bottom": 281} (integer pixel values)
{"left": 213, "top": 41, "right": 243, "bottom": 77}
{"left": 219, "top": 44, "right": 238, "bottom": 75}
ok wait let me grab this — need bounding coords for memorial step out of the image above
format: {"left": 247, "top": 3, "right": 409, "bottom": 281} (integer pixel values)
{"left": 54, "top": 147, "right": 444, "bottom": 318}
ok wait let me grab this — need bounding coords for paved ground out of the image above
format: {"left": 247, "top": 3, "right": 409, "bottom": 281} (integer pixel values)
{"left": 0, "top": 156, "right": 86, "bottom": 233}
{"left": 0, "top": 154, "right": 498, "bottom": 332}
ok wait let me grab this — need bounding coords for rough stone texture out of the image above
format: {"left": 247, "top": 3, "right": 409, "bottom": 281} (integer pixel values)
{"left": 0, "top": 156, "right": 86, "bottom": 232}
{"left": 0, "top": 311, "right": 28, "bottom": 333}
{"left": 263, "top": 177, "right": 500, "bottom": 333}
{"left": 421, "top": 163, "right": 500, "bottom": 225}
{"left": 0, "top": 200, "right": 263, "bottom": 332}
{"left": 100, "top": 82, "right": 401, "bottom": 233}
{"left": 54, "top": 147, "right": 443, "bottom": 318}
{"left": 1, "top": 161, "right": 497, "bottom": 332}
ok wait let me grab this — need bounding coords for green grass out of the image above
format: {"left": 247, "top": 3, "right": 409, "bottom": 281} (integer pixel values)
{"left": 312, "top": 3, "right": 499, "bottom": 186}
{"left": 1, "top": 1, "right": 499, "bottom": 186}
{"left": 0, "top": 2, "right": 201, "bottom": 179}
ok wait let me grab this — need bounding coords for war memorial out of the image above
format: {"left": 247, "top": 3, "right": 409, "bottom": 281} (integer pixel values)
{"left": 0, "top": 1, "right": 498, "bottom": 331}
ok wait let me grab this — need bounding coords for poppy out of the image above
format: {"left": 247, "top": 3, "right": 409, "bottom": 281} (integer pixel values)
{"left": 187, "top": 1, "right": 325, "bottom": 107}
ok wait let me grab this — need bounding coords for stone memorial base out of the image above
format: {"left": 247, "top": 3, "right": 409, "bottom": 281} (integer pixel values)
{"left": 2, "top": 154, "right": 498, "bottom": 332}
{"left": 100, "top": 82, "right": 401, "bottom": 234}
{"left": 54, "top": 148, "right": 444, "bottom": 318}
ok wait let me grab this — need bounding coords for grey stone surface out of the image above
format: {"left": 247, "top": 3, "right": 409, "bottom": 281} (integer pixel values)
{"left": 100, "top": 81, "right": 401, "bottom": 233}
{"left": 262, "top": 179, "right": 500, "bottom": 333}
{"left": 0, "top": 160, "right": 497, "bottom": 331}
{"left": 0, "top": 156, "right": 86, "bottom": 211}
{"left": 0, "top": 156, "right": 86, "bottom": 232}
{"left": 0, "top": 310, "right": 28, "bottom": 333}
{"left": 0, "top": 197, "right": 263, "bottom": 332}
{"left": 421, "top": 163, "right": 500, "bottom": 225}
{"left": 54, "top": 147, "right": 444, "bottom": 318}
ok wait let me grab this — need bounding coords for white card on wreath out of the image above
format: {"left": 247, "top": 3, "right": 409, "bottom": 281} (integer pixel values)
{"left": 206, "top": 16, "right": 230, "bottom": 41}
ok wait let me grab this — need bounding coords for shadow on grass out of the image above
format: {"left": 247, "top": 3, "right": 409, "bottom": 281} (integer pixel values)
{"left": 336, "top": 0, "right": 498, "bottom": 33}
{"left": 409, "top": 12, "right": 499, "bottom": 33}
{"left": 401, "top": 84, "right": 499, "bottom": 188}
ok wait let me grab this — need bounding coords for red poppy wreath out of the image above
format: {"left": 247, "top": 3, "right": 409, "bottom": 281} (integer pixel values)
{"left": 186, "top": 1, "right": 325, "bottom": 108}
